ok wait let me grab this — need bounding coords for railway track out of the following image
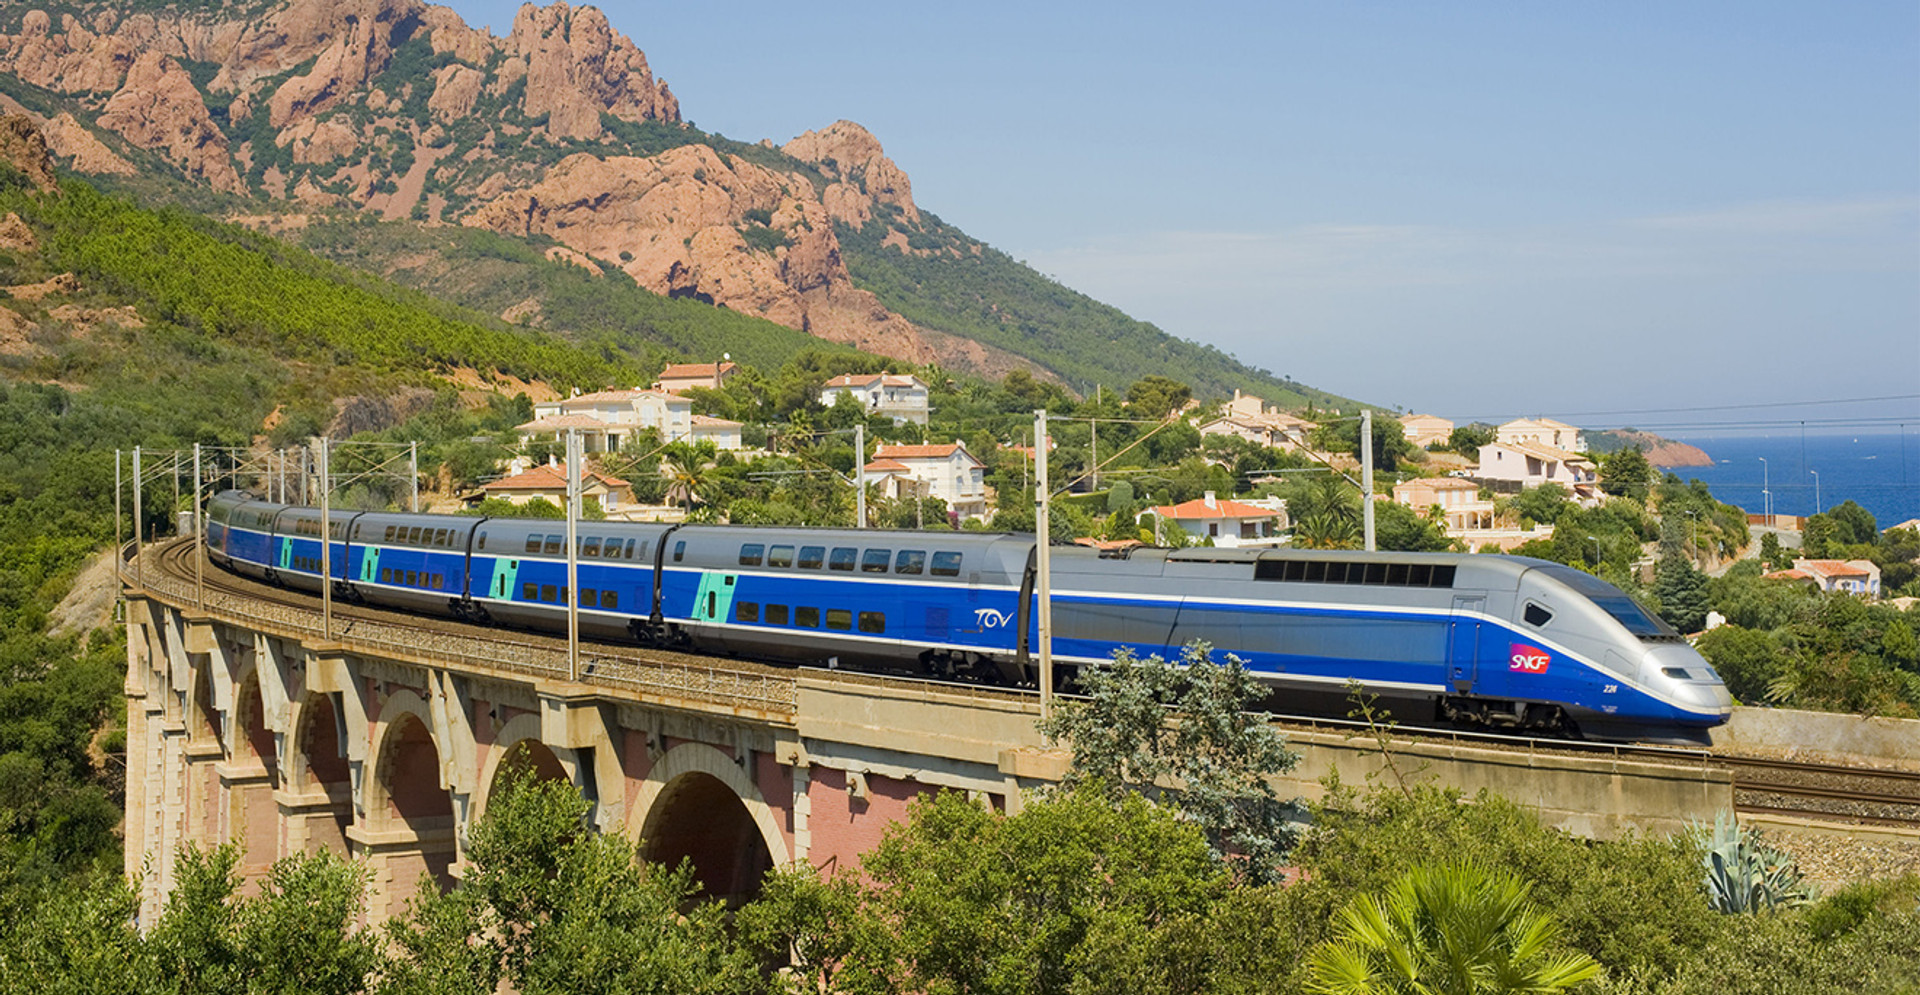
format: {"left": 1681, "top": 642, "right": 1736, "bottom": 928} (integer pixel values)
{"left": 132, "top": 539, "right": 1920, "bottom": 831}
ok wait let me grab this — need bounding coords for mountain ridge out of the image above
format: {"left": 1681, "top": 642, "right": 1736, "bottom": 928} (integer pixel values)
{"left": 0, "top": 0, "right": 1357, "bottom": 409}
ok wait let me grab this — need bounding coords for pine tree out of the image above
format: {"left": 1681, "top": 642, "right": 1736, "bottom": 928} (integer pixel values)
{"left": 1653, "top": 553, "right": 1711, "bottom": 634}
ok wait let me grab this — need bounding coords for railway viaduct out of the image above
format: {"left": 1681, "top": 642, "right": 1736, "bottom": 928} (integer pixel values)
{"left": 121, "top": 540, "right": 1734, "bottom": 922}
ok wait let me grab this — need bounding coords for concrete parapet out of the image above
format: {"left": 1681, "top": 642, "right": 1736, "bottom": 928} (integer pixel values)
{"left": 1713, "top": 706, "right": 1920, "bottom": 770}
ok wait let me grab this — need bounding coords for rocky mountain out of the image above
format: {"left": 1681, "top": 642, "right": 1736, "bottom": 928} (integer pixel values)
{"left": 0, "top": 0, "right": 1347, "bottom": 405}
{"left": 1586, "top": 429, "right": 1712, "bottom": 468}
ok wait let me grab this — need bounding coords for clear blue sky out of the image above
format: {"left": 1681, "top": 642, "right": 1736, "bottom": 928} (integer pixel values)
{"left": 442, "top": 1, "right": 1919, "bottom": 432}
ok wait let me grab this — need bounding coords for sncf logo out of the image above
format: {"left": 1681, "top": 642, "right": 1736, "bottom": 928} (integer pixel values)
{"left": 1509, "top": 644, "right": 1551, "bottom": 674}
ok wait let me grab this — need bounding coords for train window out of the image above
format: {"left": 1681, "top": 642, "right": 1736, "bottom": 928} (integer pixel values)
{"left": 796, "top": 606, "right": 820, "bottom": 628}
{"left": 1386, "top": 563, "right": 1409, "bottom": 585}
{"left": 602, "top": 591, "right": 618, "bottom": 609}
{"left": 740, "top": 543, "right": 765, "bottom": 566}
{"left": 766, "top": 604, "right": 789, "bottom": 625}
{"left": 602, "top": 540, "right": 621, "bottom": 559}
{"left": 477, "top": 531, "right": 487, "bottom": 551}
{"left": 543, "top": 535, "right": 562, "bottom": 556}
{"left": 1407, "top": 564, "right": 1432, "bottom": 587}
{"left": 768, "top": 545, "right": 794, "bottom": 568}
{"left": 826, "top": 609, "right": 853, "bottom": 631}
{"left": 405, "top": 571, "right": 418, "bottom": 586}
{"left": 581, "top": 589, "right": 599, "bottom": 608}
{"left": 1523, "top": 603, "right": 1553, "bottom": 627}
{"left": 858, "top": 611, "right": 886, "bottom": 634}
{"left": 541, "top": 584, "right": 558, "bottom": 603}
{"left": 406, "top": 527, "right": 420, "bottom": 544}
{"left": 1303, "top": 561, "right": 1327, "bottom": 583}
{"left": 523, "top": 582, "right": 538, "bottom": 601}
{"left": 1365, "top": 563, "right": 1389, "bottom": 584}
{"left": 799, "top": 546, "right": 825, "bottom": 569}
{"left": 736, "top": 602, "right": 759, "bottom": 623}
{"left": 582, "top": 537, "right": 602, "bottom": 557}
{"left": 438, "top": 529, "right": 452, "bottom": 546}
{"left": 1429, "top": 565, "right": 1456, "bottom": 588}
{"left": 829, "top": 548, "right": 857, "bottom": 571}
{"left": 673, "top": 541, "right": 686, "bottom": 563}
{"left": 861, "top": 549, "right": 891, "bottom": 573}
{"left": 525, "top": 536, "right": 542, "bottom": 554}
{"left": 434, "top": 573, "right": 447, "bottom": 590}
{"left": 931, "top": 552, "right": 963, "bottom": 577}
{"left": 380, "top": 568, "right": 392, "bottom": 583}
{"left": 895, "top": 550, "right": 926, "bottom": 575}
{"left": 1662, "top": 667, "right": 1690, "bottom": 679}
{"left": 384, "top": 526, "right": 396, "bottom": 542}
{"left": 626, "top": 539, "right": 639, "bottom": 560}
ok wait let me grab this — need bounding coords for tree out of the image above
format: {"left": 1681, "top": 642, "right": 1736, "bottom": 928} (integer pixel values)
{"left": 660, "top": 440, "right": 718, "bottom": 512}
{"left": 1759, "top": 532, "right": 1790, "bottom": 571}
{"left": 1290, "top": 473, "right": 1362, "bottom": 550}
{"left": 1653, "top": 553, "right": 1711, "bottom": 633}
{"left": 1445, "top": 423, "right": 1497, "bottom": 456}
{"left": 1802, "top": 514, "right": 1838, "bottom": 559}
{"left": 853, "top": 787, "right": 1227, "bottom": 995}
{"left": 381, "top": 771, "right": 754, "bottom": 995}
{"left": 1305, "top": 862, "right": 1601, "bottom": 995}
{"left": 1125, "top": 375, "right": 1192, "bottom": 420}
{"left": 1512, "top": 483, "right": 1571, "bottom": 527}
{"left": 1374, "top": 499, "right": 1456, "bottom": 552}
{"left": 1827, "top": 500, "right": 1878, "bottom": 547}
{"left": 1695, "top": 625, "right": 1786, "bottom": 703}
{"left": 1040, "top": 643, "right": 1300, "bottom": 882}
{"left": 1599, "top": 446, "right": 1655, "bottom": 501}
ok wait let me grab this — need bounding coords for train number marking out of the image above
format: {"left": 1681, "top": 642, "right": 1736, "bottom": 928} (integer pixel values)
{"left": 1603, "top": 684, "right": 1618, "bottom": 694}
{"left": 974, "top": 607, "right": 1013, "bottom": 629}
{"left": 1508, "top": 643, "right": 1550, "bottom": 674}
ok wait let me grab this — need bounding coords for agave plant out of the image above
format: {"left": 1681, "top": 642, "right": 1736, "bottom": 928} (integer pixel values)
{"left": 1696, "top": 811, "right": 1814, "bottom": 914}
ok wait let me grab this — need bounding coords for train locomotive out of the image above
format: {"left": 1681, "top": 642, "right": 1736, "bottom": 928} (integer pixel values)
{"left": 205, "top": 489, "right": 1733, "bottom": 744}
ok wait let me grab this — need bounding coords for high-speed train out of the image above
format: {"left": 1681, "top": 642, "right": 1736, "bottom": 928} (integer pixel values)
{"left": 205, "top": 490, "right": 1733, "bottom": 744}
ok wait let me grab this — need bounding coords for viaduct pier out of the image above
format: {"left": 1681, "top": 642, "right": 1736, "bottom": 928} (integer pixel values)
{"left": 122, "top": 539, "right": 1734, "bottom": 920}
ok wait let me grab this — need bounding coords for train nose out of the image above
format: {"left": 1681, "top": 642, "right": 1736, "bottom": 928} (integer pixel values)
{"left": 1643, "top": 645, "right": 1734, "bottom": 717}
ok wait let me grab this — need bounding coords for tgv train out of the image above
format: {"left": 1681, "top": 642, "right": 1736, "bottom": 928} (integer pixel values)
{"left": 205, "top": 490, "right": 1733, "bottom": 744}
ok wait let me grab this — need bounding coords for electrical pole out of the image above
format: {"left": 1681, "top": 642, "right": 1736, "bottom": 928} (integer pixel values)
{"left": 1034, "top": 409, "right": 1053, "bottom": 727}
{"left": 193, "top": 443, "right": 204, "bottom": 608}
{"left": 132, "top": 447, "right": 143, "bottom": 589}
{"left": 854, "top": 422, "right": 867, "bottom": 529}
{"left": 566, "top": 429, "right": 581, "bottom": 683}
{"left": 1361, "top": 409, "right": 1376, "bottom": 552}
{"left": 319, "top": 437, "right": 332, "bottom": 641}
{"left": 114, "top": 450, "right": 123, "bottom": 591}
{"left": 410, "top": 441, "right": 419, "bottom": 513}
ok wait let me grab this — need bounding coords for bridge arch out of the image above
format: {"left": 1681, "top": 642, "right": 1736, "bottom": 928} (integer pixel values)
{"left": 368, "top": 690, "right": 457, "bottom": 914}
{"left": 288, "top": 691, "right": 353, "bottom": 856}
{"left": 226, "top": 669, "right": 281, "bottom": 888}
{"left": 472, "top": 713, "right": 571, "bottom": 824}
{"left": 630, "top": 742, "right": 789, "bottom": 904}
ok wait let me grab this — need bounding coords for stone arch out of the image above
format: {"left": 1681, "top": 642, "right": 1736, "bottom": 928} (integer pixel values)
{"left": 368, "top": 694, "right": 457, "bottom": 910}
{"left": 631, "top": 743, "right": 790, "bottom": 904}
{"left": 187, "top": 659, "right": 225, "bottom": 755}
{"left": 232, "top": 669, "right": 279, "bottom": 786}
{"left": 289, "top": 692, "right": 353, "bottom": 856}
{"left": 226, "top": 669, "right": 282, "bottom": 887}
{"left": 471, "top": 713, "right": 570, "bottom": 826}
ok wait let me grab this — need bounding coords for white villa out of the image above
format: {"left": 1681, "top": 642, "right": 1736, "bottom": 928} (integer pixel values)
{"left": 863, "top": 441, "right": 988, "bottom": 519}
{"left": 821, "top": 373, "right": 931, "bottom": 425}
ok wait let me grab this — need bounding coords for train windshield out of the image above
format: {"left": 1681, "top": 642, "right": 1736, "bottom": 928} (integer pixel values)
{"left": 1535, "top": 565, "right": 1678, "bottom": 639}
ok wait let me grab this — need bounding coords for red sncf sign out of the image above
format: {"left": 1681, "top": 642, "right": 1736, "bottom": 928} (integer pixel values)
{"left": 1509, "top": 643, "right": 1551, "bottom": 674}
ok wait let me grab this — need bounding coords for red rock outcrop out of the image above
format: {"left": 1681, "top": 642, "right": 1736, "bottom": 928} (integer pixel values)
{"left": 784, "top": 120, "right": 920, "bottom": 226}
{"left": 0, "top": 114, "right": 59, "bottom": 191}
{"left": 98, "top": 52, "right": 241, "bottom": 191}
{"left": 507, "top": 2, "right": 676, "bottom": 139}
{"left": 41, "top": 112, "right": 134, "bottom": 175}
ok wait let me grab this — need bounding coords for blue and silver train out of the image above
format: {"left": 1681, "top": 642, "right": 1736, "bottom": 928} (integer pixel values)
{"left": 206, "top": 490, "right": 1733, "bottom": 744}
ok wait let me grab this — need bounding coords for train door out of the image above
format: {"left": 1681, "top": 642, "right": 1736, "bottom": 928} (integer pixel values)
{"left": 1448, "top": 595, "right": 1485, "bottom": 693}
{"left": 692, "top": 572, "right": 737, "bottom": 625}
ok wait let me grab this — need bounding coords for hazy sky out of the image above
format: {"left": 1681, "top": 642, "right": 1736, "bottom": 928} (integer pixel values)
{"left": 441, "top": 1, "right": 1918, "bottom": 433}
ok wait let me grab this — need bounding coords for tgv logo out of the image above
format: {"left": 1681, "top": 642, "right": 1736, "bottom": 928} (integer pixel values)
{"left": 1509, "top": 644, "right": 1551, "bottom": 674}
{"left": 974, "top": 607, "right": 1013, "bottom": 629}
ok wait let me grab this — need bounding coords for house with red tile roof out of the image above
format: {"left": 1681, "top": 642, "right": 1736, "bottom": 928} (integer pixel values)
{"left": 654, "top": 361, "right": 738, "bottom": 394}
{"left": 1140, "top": 491, "right": 1283, "bottom": 547}
{"left": 1776, "top": 558, "right": 1882, "bottom": 598}
{"left": 863, "top": 440, "right": 987, "bottom": 518}
{"left": 478, "top": 463, "right": 634, "bottom": 512}
{"left": 520, "top": 385, "right": 746, "bottom": 452}
{"left": 821, "top": 372, "right": 931, "bottom": 425}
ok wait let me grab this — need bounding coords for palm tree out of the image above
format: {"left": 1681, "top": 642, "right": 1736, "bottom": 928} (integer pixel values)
{"left": 1291, "top": 473, "right": 1362, "bottom": 549}
{"left": 1306, "top": 862, "right": 1600, "bottom": 995}
{"left": 660, "top": 440, "right": 717, "bottom": 513}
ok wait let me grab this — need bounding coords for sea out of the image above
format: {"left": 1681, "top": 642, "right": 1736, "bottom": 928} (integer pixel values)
{"left": 1664, "top": 430, "right": 1920, "bottom": 529}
